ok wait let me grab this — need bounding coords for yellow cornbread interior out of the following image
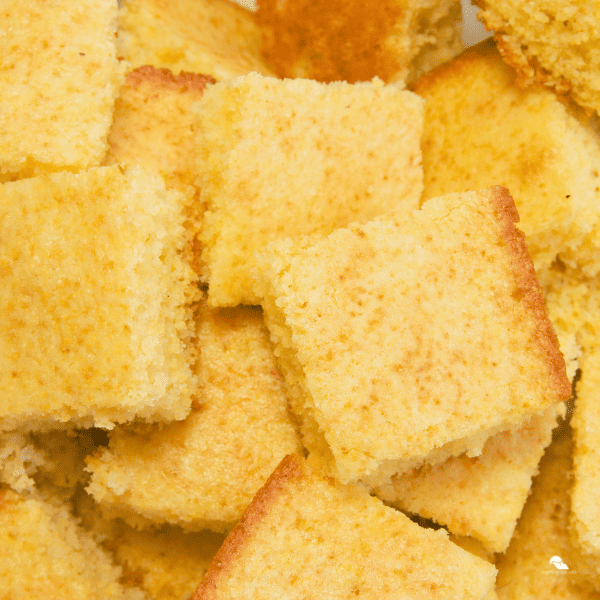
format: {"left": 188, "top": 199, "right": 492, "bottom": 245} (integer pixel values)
{"left": 255, "top": 188, "right": 569, "bottom": 486}
{"left": 0, "top": 166, "right": 198, "bottom": 431}
{"left": 413, "top": 40, "right": 600, "bottom": 280}
{"left": 0, "top": 0, "right": 123, "bottom": 181}
{"left": 475, "top": 0, "right": 600, "bottom": 115}
{"left": 376, "top": 406, "right": 561, "bottom": 553}
{"left": 86, "top": 301, "right": 301, "bottom": 532}
{"left": 197, "top": 72, "right": 425, "bottom": 306}
{"left": 195, "top": 455, "right": 497, "bottom": 600}
{"left": 0, "top": 488, "right": 146, "bottom": 600}
{"left": 117, "top": 0, "right": 273, "bottom": 80}
{"left": 104, "top": 66, "right": 215, "bottom": 280}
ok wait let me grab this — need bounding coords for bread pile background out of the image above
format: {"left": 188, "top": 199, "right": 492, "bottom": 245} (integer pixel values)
{"left": 0, "top": 0, "right": 599, "bottom": 598}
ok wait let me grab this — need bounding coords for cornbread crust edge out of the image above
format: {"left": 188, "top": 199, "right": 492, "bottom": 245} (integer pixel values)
{"left": 487, "top": 186, "right": 571, "bottom": 402}
{"left": 122, "top": 65, "right": 217, "bottom": 92}
{"left": 257, "top": 186, "right": 569, "bottom": 487}
{"left": 191, "top": 454, "right": 305, "bottom": 600}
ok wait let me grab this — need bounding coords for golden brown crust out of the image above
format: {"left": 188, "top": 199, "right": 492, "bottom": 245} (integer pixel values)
{"left": 192, "top": 454, "right": 305, "bottom": 599}
{"left": 124, "top": 65, "right": 216, "bottom": 93}
{"left": 488, "top": 185, "right": 571, "bottom": 405}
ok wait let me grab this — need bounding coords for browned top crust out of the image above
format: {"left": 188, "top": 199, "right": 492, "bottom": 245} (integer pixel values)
{"left": 488, "top": 186, "right": 571, "bottom": 403}
{"left": 192, "top": 454, "right": 305, "bottom": 600}
{"left": 124, "top": 65, "right": 216, "bottom": 93}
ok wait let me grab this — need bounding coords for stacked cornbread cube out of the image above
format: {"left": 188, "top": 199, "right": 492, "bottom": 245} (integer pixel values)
{"left": 1, "top": 0, "right": 600, "bottom": 598}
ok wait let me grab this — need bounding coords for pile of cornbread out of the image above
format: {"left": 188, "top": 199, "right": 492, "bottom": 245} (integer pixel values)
{"left": 1, "top": 0, "right": 599, "bottom": 598}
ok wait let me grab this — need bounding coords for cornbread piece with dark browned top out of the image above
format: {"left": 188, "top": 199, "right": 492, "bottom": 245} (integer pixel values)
{"left": 255, "top": 187, "right": 569, "bottom": 487}
{"left": 256, "top": 0, "right": 463, "bottom": 83}
{"left": 197, "top": 72, "right": 424, "bottom": 306}
{"left": 86, "top": 299, "right": 301, "bottom": 533}
{"left": 0, "top": 165, "right": 198, "bottom": 431}
{"left": 105, "top": 66, "right": 215, "bottom": 279}
{"left": 0, "top": 0, "right": 123, "bottom": 181}
{"left": 193, "top": 454, "right": 497, "bottom": 600}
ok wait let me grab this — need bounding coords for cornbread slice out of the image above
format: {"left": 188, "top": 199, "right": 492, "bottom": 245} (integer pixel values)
{"left": 254, "top": 187, "right": 570, "bottom": 487}
{"left": 104, "top": 66, "right": 215, "bottom": 279}
{"left": 0, "top": 165, "right": 198, "bottom": 432}
{"left": 0, "top": 0, "right": 123, "bottom": 181}
{"left": 375, "top": 406, "right": 562, "bottom": 553}
{"left": 197, "top": 73, "right": 425, "bottom": 306}
{"left": 571, "top": 346, "right": 600, "bottom": 564}
{"left": 448, "top": 536, "right": 498, "bottom": 600}
{"left": 117, "top": 0, "right": 274, "bottom": 80}
{"left": 495, "top": 429, "right": 600, "bottom": 598}
{"left": 0, "top": 488, "right": 147, "bottom": 599}
{"left": 86, "top": 300, "right": 301, "bottom": 532}
{"left": 255, "top": 0, "right": 463, "bottom": 83}
{"left": 412, "top": 39, "right": 600, "bottom": 279}
{"left": 193, "top": 454, "right": 497, "bottom": 600}
{"left": 473, "top": 0, "right": 600, "bottom": 115}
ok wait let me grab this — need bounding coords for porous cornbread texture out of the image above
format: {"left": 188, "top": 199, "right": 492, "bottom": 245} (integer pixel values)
{"left": 571, "top": 346, "right": 600, "bottom": 562}
{"left": 117, "top": 0, "right": 273, "bottom": 80}
{"left": 193, "top": 454, "right": 497, "bottom": 600}
{"left": 495, "top": 430, "right": 600, "bottom": 599}
{"left": 197, "top": 73, "right": 424, "bottom": 306}
{"left": 0, "top": 488, "right": 147, "bottom": 600}
{"left": 0, "top": 0, "right": 123, "bottom": 181}
{"left": 412, "top": 40, "right": 600, "bottom": 280}
{"left": 0, "top": 166, "right": 198, "bottom": 432}
{"left": 108, "top": 526, "right": 224, "bottom": 600}
{"left": 375, "top": 406, "right": 561, "bottom": 553}
{"left": 86, "top": 300, "right": 301, "bottom": 532}
{"left": 0, "top": 432, "right": 48, "bottom": 493}
{"left": 254, "top": 187, "right": 570, "bottom": 487}
{"left": 474, "top": 0, "right": 600, "bottom": 115}
{"left": 256, "top": 0, "right": 463, "bottom": 83}
{"left": 448, "top": 536, "right": 498, "bottom": 600}
{"left": 104, "top": 66, "right": 215, "bottom": 279}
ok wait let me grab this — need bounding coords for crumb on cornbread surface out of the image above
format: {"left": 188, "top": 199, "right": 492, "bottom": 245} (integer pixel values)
{"left": 0, "top": 0, "right": 123, "bottom": 181}
{"left": 255, "top": 187, "right": 570, "bottom": 487}
{"left": 104, "top": 65, "right": 216, "bottom": 280}
{"left": 117, "top": 0, "right": 274, "bottom": 80}
{"left": 412, "top": 39, "right": 600, "bottom": 279}
{"left": 255, "top": 0, "right": 463, "bottom": 84}
{"left": 0, "top": 165, "right": 198, "bottom": 432}
{"left": 376, "top": 406, "right": 561, "bottom": 553}
{"left": 473, "top": 0, "right": 600, "bottom": 115}
{"left": 0, "top": 488, "right": 147, "bottom": 600}
{"left": 495, "top": 428, "right": 600, "bottom": 599}
{"left": 192, "top": 454, "right": 497, "bottom": 600}
{"left": 85, "top": 299, "right": 301, "bottom": 532}
{"left": 197, "top": 72, "right": 425, "bottom": 306}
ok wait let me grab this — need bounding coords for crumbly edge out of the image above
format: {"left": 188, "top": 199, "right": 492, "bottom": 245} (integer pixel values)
{"left": 123, "top": 65, "right": 216, "bottom": 92}
{"left": 191, "top": 454, "right": 305, "bottom": 600}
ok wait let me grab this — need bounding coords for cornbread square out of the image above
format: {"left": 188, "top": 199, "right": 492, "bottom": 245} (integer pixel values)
{"left": 192, "top": 454, "right": 497, "bottom": 600}
{"left": 256, "top": 0, "right": 463, "bottom": 83}
{"left": 255, "top": 187, "right": 570, "bottom": 486}
{"left": 375, "top": 406, "right": 561, "bottom": 553}
{"left": 0, "top": 0, "right": 123, "bottom": 181}
{"left": 86, "top": 299, "right": 301, "bottom": 532}
{"left": 571, "top": 346, "right": 600, "bottom": 561}
{"left": 0, "top": 488, "right": 146, "bottom": 599}
{"left": 0, "top": 165, "right": 198, "bottom": 432}
{"left": 104, "top": 66, "right": 215, "bottom": 279}
{"left": 412, "top": 40, "right": 600, "bottom": 279}
{"left": 473, "top": 0, "right": 600, "bottom": 115}
{"left": 117, "top": 0, "right": 274, "bottom": 80}
{"left": 495, "top": 429, "right": 600, "bottom": 598}
{"left": 197, "top": 73, "right": 425, "bottom": 306}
